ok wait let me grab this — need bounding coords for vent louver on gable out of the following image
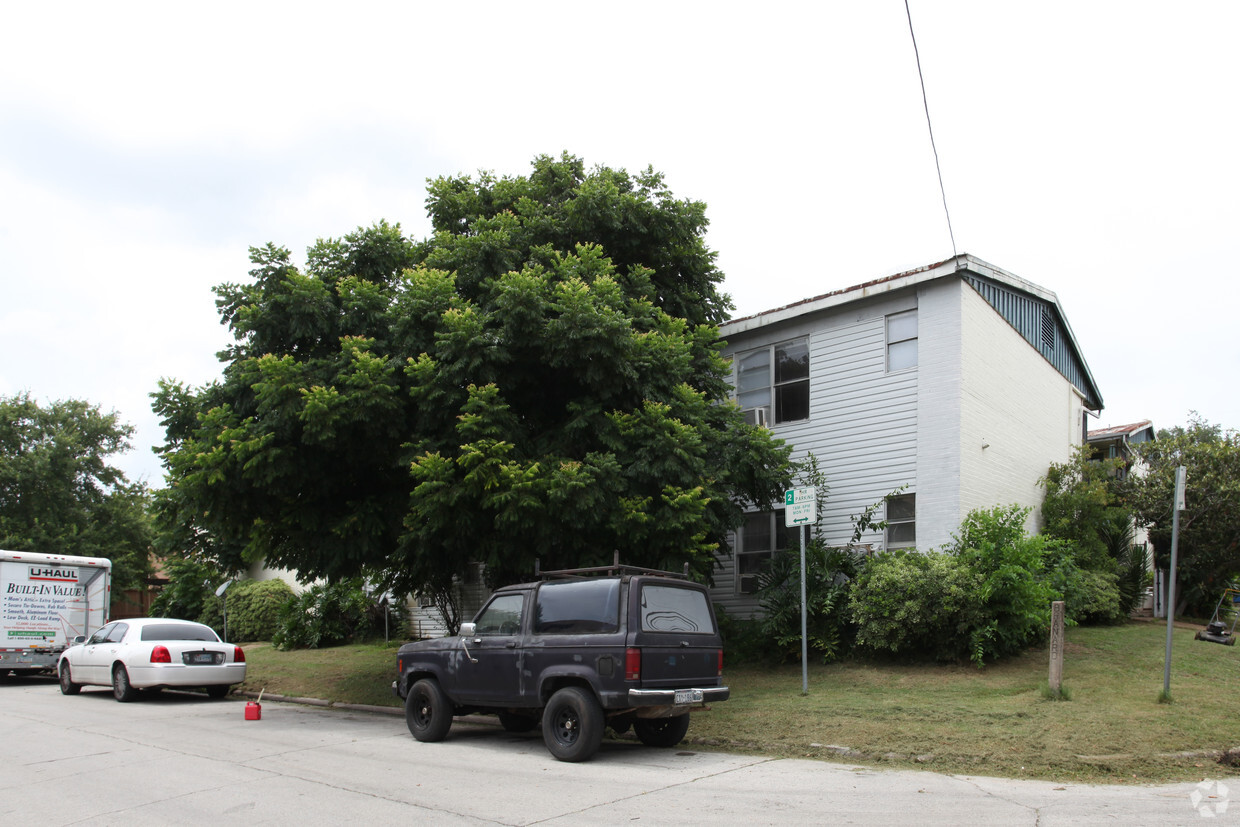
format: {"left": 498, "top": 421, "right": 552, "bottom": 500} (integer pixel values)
{"left": 963, "top": 274, "right": 1095, "bottom": 406}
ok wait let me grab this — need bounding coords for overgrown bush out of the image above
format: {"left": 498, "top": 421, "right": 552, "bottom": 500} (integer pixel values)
{"left": 271, "top": 579, "right": 402, "bottom": 650}
{"left": 850, "top": 506, "right": 1068, "bottom": 666}
{"left": 1059, "top": 567, "right": 1125, "bottom": 625}
{"left": 757, "top": 543, "right": 863, "bottom": 663}
{"left": 849, "top": 549, "right": 983, "bottom": 661}
{"left": 948, "top": 505, "right": 1062, "bottom": 663}
{"left": 198, "top": 579, "right": 295, "bottom": 642}
{"left": 714, "top": 606, "right": 769, "bottom": 665}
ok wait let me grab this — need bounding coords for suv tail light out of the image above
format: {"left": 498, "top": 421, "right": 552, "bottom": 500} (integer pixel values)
{"left": 150, "top": 645, "right": 171, "bottom": 664}
{"left": 233, "top": 646, "right": 246, "bottom": 663}
{"left": 625, "top": 647, "right": 641, "bottom": 681}
{"left": 718, "top": 649, "right": 724, "bottom": 676}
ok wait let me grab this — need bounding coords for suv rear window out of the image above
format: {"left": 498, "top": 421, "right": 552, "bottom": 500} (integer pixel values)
{"left": 639, "top": 584, "right": 714, "bottom": 633}
{"left": 535, "top": 579, "right": 621, "bottom": 635}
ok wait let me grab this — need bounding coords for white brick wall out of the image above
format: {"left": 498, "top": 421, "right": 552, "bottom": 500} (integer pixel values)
{"left": 957, "top": 282, "right": 1084, "bottom": 537}
{"left": 914, "top": 279, "right": 964, "bottom": 550}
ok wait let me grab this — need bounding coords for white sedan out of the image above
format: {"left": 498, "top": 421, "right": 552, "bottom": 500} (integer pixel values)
{"left": 58, "top": 617, "right": 247, "bottom": 702}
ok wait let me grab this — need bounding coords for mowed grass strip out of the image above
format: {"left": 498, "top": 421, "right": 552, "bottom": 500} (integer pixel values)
{"left": 238, "top": 621, "right": 1240, "bottom": 783}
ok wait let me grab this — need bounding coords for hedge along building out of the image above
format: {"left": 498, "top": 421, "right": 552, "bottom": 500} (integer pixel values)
{"left": 715, "top": 254, "right": 1104, "bottom": 615}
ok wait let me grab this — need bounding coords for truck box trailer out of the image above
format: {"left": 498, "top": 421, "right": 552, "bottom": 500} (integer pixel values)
{"left": 0, "top": 550, "right": 111, "bottom": 677}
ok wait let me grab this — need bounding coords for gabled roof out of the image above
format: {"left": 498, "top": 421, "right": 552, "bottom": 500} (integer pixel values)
{"left": 720, "top": 253, "right": 1104, "bottom": 411}
{"left": 1088, "top": 420, "right": 1155, "bottom": 442}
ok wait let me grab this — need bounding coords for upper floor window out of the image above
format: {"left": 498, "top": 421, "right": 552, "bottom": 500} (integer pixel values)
{"left": 736, "top": 338, "right": 810, "bottom": 425}
{"left": 886, "top": 310, "right": 918, "bottom": 372}
{"left": 885, "top": 494, "right": 916, "bottom": 549}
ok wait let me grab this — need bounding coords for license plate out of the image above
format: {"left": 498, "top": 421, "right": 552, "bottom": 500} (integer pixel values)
{"left": 186, "top": 652, "right": 218, "bottom": 665}
{"left": 674, "top": 689, "right": 703, "bottom": 704}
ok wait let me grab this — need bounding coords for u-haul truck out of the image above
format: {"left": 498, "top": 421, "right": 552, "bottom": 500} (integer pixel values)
{"left": 0, "top": 550, "right": 111, "bottom": 676}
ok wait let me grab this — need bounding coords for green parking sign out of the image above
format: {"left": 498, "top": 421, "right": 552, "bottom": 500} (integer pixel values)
{"left": 784, "top": 487, "right": 816, "bottom": 526}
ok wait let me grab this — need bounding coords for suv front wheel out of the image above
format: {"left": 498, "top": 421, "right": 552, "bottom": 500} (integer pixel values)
{"left": 543, "top": 687, "right": 604, "bottom": 762}
{"left": 406, "top": 678, "right": 453, "bottom": 742}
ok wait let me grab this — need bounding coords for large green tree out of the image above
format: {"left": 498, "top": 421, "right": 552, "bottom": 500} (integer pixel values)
{"left": 1125, "top": 415, "right": 1240, "bottom": 615}
{"left": 154, "top": 153, "right": 792, "bottom": 617}
{"left": 0, "top": 393, "right": 152, "bottom": 592}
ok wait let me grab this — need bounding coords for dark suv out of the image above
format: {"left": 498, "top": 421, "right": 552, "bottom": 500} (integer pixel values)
{"left": 392, "top": 562, "right": 729, "bottom": 762}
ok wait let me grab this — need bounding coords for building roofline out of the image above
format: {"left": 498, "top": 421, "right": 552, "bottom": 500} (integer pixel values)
{"left": 720, "top": 253, "right": 1104, "bottom": 411}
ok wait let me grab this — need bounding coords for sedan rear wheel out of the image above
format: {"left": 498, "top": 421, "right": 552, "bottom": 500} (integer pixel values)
{"left": 206, "top": 685, "right": 230, "bottom": 699}
{"left": 112, "top": 664, "right": 138, "bottom": 702}
{"left": 59, "top": 662, "right": 81, "bottom": 695}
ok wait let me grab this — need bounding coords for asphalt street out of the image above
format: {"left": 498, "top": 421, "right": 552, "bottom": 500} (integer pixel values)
{"left": 1, "top": 677, "right": 1228, "bottom": 825}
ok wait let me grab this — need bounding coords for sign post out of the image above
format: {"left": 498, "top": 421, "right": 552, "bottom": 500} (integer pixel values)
{"left": 785, "top": 487, "right": 817, "bottom": 695}
{"left": 1163, "top": 465, "right": 1187, "bottom": 698}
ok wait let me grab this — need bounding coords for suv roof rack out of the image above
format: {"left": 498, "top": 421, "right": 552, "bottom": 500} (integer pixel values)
{"left": 535, "top": 551, "right": 690, "bottom": 581}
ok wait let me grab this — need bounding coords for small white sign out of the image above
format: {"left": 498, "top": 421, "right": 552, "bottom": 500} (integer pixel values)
{"left": 785, "top": 486, "right": 817, "bottom": 526}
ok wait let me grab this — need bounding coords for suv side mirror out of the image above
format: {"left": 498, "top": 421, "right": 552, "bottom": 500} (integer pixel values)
{"left": 459, "top": 622, "right": 476, "bottom": 637}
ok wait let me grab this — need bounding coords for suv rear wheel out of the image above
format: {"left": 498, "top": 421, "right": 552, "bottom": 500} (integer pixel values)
{"left": 543, "top": 687, "right": 603, "bottom": 762}
{"left": 633, "top": 713, "right": 690, "bottom": 747}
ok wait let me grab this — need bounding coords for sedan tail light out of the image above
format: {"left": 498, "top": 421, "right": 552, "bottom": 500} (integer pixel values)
{"left": 150, "top": 645, "right": 171, "bottom": 664}
{"left": 233, "top": 646, "right": 246, "bottom": 663}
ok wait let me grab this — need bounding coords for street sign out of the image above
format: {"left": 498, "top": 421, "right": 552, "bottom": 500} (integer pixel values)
{"left": 785, "top": 486, "right": 817, "bottom": 526}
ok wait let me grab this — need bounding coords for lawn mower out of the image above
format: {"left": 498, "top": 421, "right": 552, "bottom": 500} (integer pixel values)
{"left": 1195, "top": 584, "right": 1240, "bottom": 646}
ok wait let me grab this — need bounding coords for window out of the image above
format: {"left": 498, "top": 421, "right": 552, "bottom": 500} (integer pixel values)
{"left": 885, "top": 494, "right": 916, "bottom": 548}
{"left": 886, "top": 310, "right": 917, "bottom": 372}
{"left": 141, "top": 623, "right": 218, "bottom": 642}
{"left": 736, "top": 338, "right": 810, "bottom": 424}
{"left": 535, "top": 579, "right": 620, "bottom": 635}
{"left": 736, "top": 509, "right": 799, "bottom": 594}
{"left": 472, "top": 593, "right": 525, "bottom": 636}
{"left": 639, "top": 585, "right": 714, "bottom": 633}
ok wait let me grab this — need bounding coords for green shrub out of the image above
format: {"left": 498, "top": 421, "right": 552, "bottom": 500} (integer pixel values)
{"left": 203, "top": 579, "right": 295, "bottom": 641}
{"left": 757, "top": 543, "right": 862, "bottom": 664}
{"left": 714, "top": 606, "right": 769, "bottom": 665}
{"left": 948, "top": 505, "right": 1062, "bottom": 663}
{"left": 1062, "top": 567, "right": 1126, "bottom": 625}
{"left": 848, "top": 549, "right": 983, "bottom": 661}
{"left": 271, "top": 579, "right": 402, "bottom": 650}
{"left": 850, "top": 506, "right": 1071, "bottom": 666}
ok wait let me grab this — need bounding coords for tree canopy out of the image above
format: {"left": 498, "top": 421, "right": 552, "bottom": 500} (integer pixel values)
{"left": 1126, "top": 415, "right": 1240, "bottom": 615}
{"left": 154, "top": 153, "right": 792, "bottom": 615}
{"left": 0, "top": 393, "right": 152, "bottom": 592}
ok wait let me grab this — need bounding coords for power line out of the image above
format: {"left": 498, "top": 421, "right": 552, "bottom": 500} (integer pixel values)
{"left": 904, "top": 0, "right": 957, "bottom": 259}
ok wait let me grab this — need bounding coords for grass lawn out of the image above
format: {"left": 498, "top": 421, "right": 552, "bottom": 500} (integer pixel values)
{"left": 237, "top": 620, "right": 1240, "bottom": 784}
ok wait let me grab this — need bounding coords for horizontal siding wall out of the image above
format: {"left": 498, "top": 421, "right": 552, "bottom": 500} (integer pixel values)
{"left": 715, "top": 292, "right": 918, "bottom": 617}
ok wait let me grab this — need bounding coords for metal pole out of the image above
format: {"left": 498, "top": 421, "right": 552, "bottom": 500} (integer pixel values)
{"left": 800, "top": 524, "right": 808, "bottom": 695}
{"left": 1163, "top": 466, "right": 1186, "bottom": 696}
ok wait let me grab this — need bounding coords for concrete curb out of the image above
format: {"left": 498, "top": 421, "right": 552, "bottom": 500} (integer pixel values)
{"left": 234, "top": 689, "right": 495, "bottom": 724}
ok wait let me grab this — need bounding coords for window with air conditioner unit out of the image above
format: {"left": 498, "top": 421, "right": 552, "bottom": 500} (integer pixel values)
{"left": 735, "top": 338, "right": 809, "bottom": 425}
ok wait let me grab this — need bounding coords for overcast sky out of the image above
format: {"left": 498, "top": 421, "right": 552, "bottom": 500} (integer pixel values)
{"left": 2, "top": 1, "right": 1237, "bottom": 486}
